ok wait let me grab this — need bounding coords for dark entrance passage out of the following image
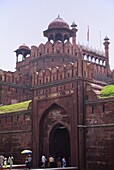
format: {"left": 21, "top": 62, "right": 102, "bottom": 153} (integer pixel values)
{"left": 49, "top": 124, "right": 70, "bottom": 166}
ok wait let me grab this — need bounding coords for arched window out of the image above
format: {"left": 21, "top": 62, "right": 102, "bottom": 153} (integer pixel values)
{"left": 60, "top": 75, "right": 62, "bottom": 80}
{"left": 64, "top": 34, "right": 69, "bottom": 42}
{"left": 83, "top": 54, "right": 87, "bottom": 60}
{"left": 55, "top": 33, "right": 62, "bottom": 42}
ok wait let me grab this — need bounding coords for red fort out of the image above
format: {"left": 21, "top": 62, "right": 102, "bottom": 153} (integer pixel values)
{"left": 0, "top": 16, "right": 114, "bottom": 170}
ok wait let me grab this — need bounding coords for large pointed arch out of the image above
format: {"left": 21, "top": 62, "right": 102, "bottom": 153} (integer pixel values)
{"left": 39, "top": 103, "right": 70, "bottom": 166}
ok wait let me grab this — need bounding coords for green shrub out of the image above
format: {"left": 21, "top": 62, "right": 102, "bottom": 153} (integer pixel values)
{"left": 0, "top": 100, "right": 31, "bottom": 114}
{"left": 100, "top": 85, "right": 114, "bottom": 98}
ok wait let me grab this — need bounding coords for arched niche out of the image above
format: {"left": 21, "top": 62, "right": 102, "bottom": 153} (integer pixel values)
{"left": 66, "top": 63, "right": 73, "bottom": 78}
{"left": 53, "top": 41, "right": 63, "bottom": 54}
{"left": 58, "top": 65, "right": 65, "bottom": 80}
{"left": 45, "top": 41, "right": 53, "bottom": 54}
{"left": 64, "top": 41, "right": 72, "bottom": 54}
{"left": 44, "top": 69, "right": 51, "bottom": 83}
{"left": 38, "top": 70, "right": 44, "bottom": 85}
{"left": 51, "top": 66, "right": 58, "bottom": 81}
{"left": 38, "top": 43, "right": 45, "bottom": 56}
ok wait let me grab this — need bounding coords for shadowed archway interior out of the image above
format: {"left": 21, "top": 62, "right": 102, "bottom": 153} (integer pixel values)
{"left": 49, "top": 124, "right": 70, "bottom": 166}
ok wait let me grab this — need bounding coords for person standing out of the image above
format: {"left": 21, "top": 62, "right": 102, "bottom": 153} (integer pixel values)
{"left": 4, "top": 157, "right": 7, "bottom": 169}
{"left": 56, "top": 157, "right": 61, "bottom": 167}
{"left": 0, "top": 154, "right": 4, "bottom": 168}
{"left": 25, "top": 155, "right": 29, "bottom": 169}
{"left": 62, "top": 157, "right": 66, "bottom": 167}
{"left": 8, "top": 154, "right": 14, "bottom": 170}
{"left": 26, "top": 154, "right": 32, "bottom": 169}
{"left": 41, "top": 154, "right": 47, "bottom": 168}
{"left": 49, "top": 155, "right": 55, "bottom": 168}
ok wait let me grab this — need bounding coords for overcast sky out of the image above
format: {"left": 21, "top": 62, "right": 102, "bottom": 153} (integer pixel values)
{"left": 0, "top": 0, "right": 114, "bottom": 71}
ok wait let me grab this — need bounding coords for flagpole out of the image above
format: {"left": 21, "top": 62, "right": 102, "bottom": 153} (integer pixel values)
{"left": 100, "top": 30, "right": 101, "bottom": 49}
{"left": 87, "top": 25, "right": 89, "bottom": 46}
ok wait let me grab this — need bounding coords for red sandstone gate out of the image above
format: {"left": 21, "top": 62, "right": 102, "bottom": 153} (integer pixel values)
{"left": 39, "top": 103, "right": 71, "bottom": 166}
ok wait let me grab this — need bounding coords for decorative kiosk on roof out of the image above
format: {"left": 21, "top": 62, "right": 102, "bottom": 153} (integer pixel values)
{"left": 44, "top": 15, "right": 78, "bottom": 44}
{"left": 15, "top": 44, "right": 31, "bottom": 62}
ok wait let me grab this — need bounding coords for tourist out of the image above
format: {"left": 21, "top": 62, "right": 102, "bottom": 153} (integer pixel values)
{"left": 25, "top": 155, "right": 29, "bottom": 169}
{"left": 8, "top": 154, "right": 14, "bottom": 170}
{"left": 41, "top": 154, "right": 47, "bottom": 168}
{"left": 0, "top": 154, "right": 5, "bottom": 168}
{"left": 56, "top": 157, "right": 61, "bottom": 167}
{"left": 26, "top": 154, "right": 32, "bottom": 169}
{"left": 49, "top": 155, "right": 55, "bottom": 168}
{"left": 62, "top": 157, "right": 66, "bottom": 167}
{"left": 4, "top": 157, "right": 7, "bottom": 169}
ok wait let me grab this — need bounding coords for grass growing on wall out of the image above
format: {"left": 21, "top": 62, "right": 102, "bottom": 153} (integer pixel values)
{"left": 100, "top": 85, "right": 114, "bottom": 98}
{"left": 0, "top": 100, "right": 31, "bottom": 114}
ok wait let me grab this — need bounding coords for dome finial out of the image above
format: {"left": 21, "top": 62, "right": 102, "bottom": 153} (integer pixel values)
{"left": 71, "top": 21, "right": 77, "bottom": 28}
{"left": 57, "top": 14, "right": 60, "bottom": 19}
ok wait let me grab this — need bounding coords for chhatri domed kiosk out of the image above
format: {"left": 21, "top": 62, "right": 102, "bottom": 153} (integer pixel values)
{"left": 44, "top": 15, "right": 78, "bottom": 44}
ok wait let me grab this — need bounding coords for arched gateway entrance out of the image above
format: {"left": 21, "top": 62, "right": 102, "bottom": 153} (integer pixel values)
{"left": 39, "top": 103, "right": 71, "bottom": 166}
{"left": 49, "top": 124, "right": 70, "bottom": 165}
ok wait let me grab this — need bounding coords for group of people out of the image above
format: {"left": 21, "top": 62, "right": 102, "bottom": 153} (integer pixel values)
{"left": 0, "top": 153, "right": 66, "bottom": 169}
{"left": 41, "top": 154, "right": 66, "bottom": 168}
{"left": 0, "top": 154, "right": 14, "bottom": 170}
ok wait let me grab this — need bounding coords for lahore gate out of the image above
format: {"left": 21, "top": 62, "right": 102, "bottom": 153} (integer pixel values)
{"left": 0, "top": 16, "right": 114, "bottom": 170}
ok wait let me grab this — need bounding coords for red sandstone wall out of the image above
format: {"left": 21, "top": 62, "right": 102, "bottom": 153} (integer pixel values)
{"left": 0, "top": 71, "right": 32, "bottom": 105}
{"left": 0, "top": 111, "right": 32, "bottom": 163}
{"left": 86, "top": 99, "right": 114, "bottom": 170}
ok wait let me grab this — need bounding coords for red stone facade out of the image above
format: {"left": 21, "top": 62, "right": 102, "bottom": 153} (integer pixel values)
{"left": 0, "top": 16, "right": 114, "bottom": 170}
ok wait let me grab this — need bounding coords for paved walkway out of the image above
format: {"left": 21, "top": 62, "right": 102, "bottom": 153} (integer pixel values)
{"left": 2, "top": 164, "right": 26, "bottom": 169}
{"left": 2, "top": 165, "right": 78, "bottom": 170}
